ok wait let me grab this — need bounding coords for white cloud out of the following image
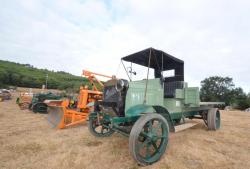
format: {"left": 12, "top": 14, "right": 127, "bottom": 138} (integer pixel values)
{"left": 0, "top": 0, "right": 249, "bottom": 92}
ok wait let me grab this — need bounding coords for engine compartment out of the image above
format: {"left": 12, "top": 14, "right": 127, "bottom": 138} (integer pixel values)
{"left": 95, "top": 78, "right": 129, "bottom": 117}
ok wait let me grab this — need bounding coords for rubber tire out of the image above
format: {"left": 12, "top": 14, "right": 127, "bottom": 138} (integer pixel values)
{"left": 207, "top": 108, "right": 220, "bottom": 130}
{"left": 129, "top": 113, "right": 169, "bottom": 166}
{"left": 88, "top": 113, "right": 114, "bottom": 137}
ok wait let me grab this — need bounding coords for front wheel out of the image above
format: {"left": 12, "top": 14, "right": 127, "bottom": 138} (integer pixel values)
{"left": 129, "top": 113, "right": 169, "bottom": 166}
{"left": 88, "top": 112, "right": 114, "bottom": 137}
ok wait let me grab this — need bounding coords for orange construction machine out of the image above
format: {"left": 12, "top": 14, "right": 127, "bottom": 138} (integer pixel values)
{"left": 47, "top": 70, "right": 111, "bottom": 129}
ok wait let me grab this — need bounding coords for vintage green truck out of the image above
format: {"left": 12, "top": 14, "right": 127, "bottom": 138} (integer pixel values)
{"left": 88, "top": 48, "right": 223, "bottom": 166}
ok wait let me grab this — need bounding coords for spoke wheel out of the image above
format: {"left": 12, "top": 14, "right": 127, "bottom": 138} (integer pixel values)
{"left": 129, "top": 113, "right": 169, "bottom": 166}
{"left": 88, "top": 112, "right": 114, "bottom": 137}
{"left": 207, "top": 108, "right": 221, "bottom": 130}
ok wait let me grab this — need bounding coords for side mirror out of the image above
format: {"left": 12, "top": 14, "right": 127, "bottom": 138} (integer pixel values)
{"left": 127, "top": 67, "right": 136, "bottom": 76}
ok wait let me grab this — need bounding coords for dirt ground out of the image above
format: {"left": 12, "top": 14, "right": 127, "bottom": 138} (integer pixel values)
{"left": 0, "top": 91, "right": 250, "bottom": 169}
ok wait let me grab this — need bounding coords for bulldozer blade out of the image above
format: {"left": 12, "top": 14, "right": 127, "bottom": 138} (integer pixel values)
{"left": 47, "top": 106, "right": 65, "bottom": 128}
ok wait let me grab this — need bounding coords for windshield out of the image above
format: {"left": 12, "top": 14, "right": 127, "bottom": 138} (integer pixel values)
{"left": 116, "top": 61, "right": 155, "bottom": 81}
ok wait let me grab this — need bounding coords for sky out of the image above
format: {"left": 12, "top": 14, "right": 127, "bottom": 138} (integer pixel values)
{"left": 0, "top": 0, "right": 249, "bottom": 92}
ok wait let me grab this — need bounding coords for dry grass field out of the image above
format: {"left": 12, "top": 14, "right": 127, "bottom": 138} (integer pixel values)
{"left": 0, "top": 91, "right": 250, "bottom": 169}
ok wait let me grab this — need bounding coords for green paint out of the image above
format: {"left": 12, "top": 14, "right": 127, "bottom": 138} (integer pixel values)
{"left": 184, "top": 87, "right": 200, "bottom": 107}
{"left": 125, "top": 78, "right": 164, "bottom": 113}
{"left": 126, "top": 104, "right": 155, "bottom": 117}
{"left": 124, "top": 78, "right": 212, "bottom": 121}
{"left": 169, "top": 111, "right": 199, "bottom": 120}
{"left": 163, "top": 99, "right": 183, "bottom": 113}
{"left": 175, "top": 89, "right": 184, "bottom": 99}
{"left": 112, "top": 116, "right": 139, "bottom": 123}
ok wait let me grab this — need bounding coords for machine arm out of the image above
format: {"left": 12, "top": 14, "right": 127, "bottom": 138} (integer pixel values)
{"left": 82, "top": 70, "right": 112, "bottom": 91}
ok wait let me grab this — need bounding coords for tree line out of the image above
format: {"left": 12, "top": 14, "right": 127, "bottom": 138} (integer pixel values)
{"left": 0, "top": 60, "right": 90, "bottom": 92}
{"left": 200, "top": 76, "right": 250, "bottom": 110}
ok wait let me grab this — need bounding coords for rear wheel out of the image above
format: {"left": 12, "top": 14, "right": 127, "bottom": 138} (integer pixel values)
{"left": 88, "top": 112, "right": 114, "bottom": 137}
{"left": 129, "top": 113, "right": 169, "bottom": 166}
{"left": 207, "top": 108, "right": 221, "bottom": 130}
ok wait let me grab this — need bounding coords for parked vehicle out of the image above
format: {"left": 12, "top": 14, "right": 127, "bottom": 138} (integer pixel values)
{"left": 0, "top": 89, "right": 11, "bottom": 101}
{"left": 88, "top": 48, "right": 223, "bottom": 166}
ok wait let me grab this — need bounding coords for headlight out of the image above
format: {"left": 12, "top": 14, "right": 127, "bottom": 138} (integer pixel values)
{"left": 115, "top": 79, "right": 124, "bottom": 92}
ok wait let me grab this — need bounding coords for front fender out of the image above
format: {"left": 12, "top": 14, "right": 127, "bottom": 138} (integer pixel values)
{"left": 125, "top": 104, "right": 155, "bottom": 117}
{"left": 126, "top": 104, "right": 175, "bottom": 132}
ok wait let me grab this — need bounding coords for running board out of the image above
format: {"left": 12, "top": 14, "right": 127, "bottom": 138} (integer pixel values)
{"left": 174, "top": 122, "right": 198, "bottom": 132}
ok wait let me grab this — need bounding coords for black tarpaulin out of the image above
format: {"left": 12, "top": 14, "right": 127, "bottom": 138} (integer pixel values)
{"left": 122, "top": 47, "right": 184, "bottom": 71}
{"left": 122, "top": 47, "right": 184, "bottom": 80}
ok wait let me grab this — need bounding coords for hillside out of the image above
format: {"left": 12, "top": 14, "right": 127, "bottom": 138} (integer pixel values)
{"left": 0, "top": 60, "right": 88, "bottom": 91}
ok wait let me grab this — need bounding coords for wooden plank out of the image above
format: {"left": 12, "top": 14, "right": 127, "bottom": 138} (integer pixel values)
{"left": 199, "top": 102, "right": 224, "bottom": 105}
{"left": 174, "top": 122, "right": 198, "bottom": 132}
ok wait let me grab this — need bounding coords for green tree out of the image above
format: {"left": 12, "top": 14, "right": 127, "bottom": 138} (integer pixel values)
{"left": 230, "top": 87, "right": 249, "bottom": 109}
{"left": 0, "top": 59, "right": 88, "bottom": 92}
{"left": 10, "top": 73, "right": 21, "bottom": 85}
{"left": 200, "top": 76, "right": 234, "bottom": 104}
{"left": 200, "top": 76, "right": 250, "bottom": 110}
{"left": 0, "top": 69, "right": 9, "bottom": 84}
